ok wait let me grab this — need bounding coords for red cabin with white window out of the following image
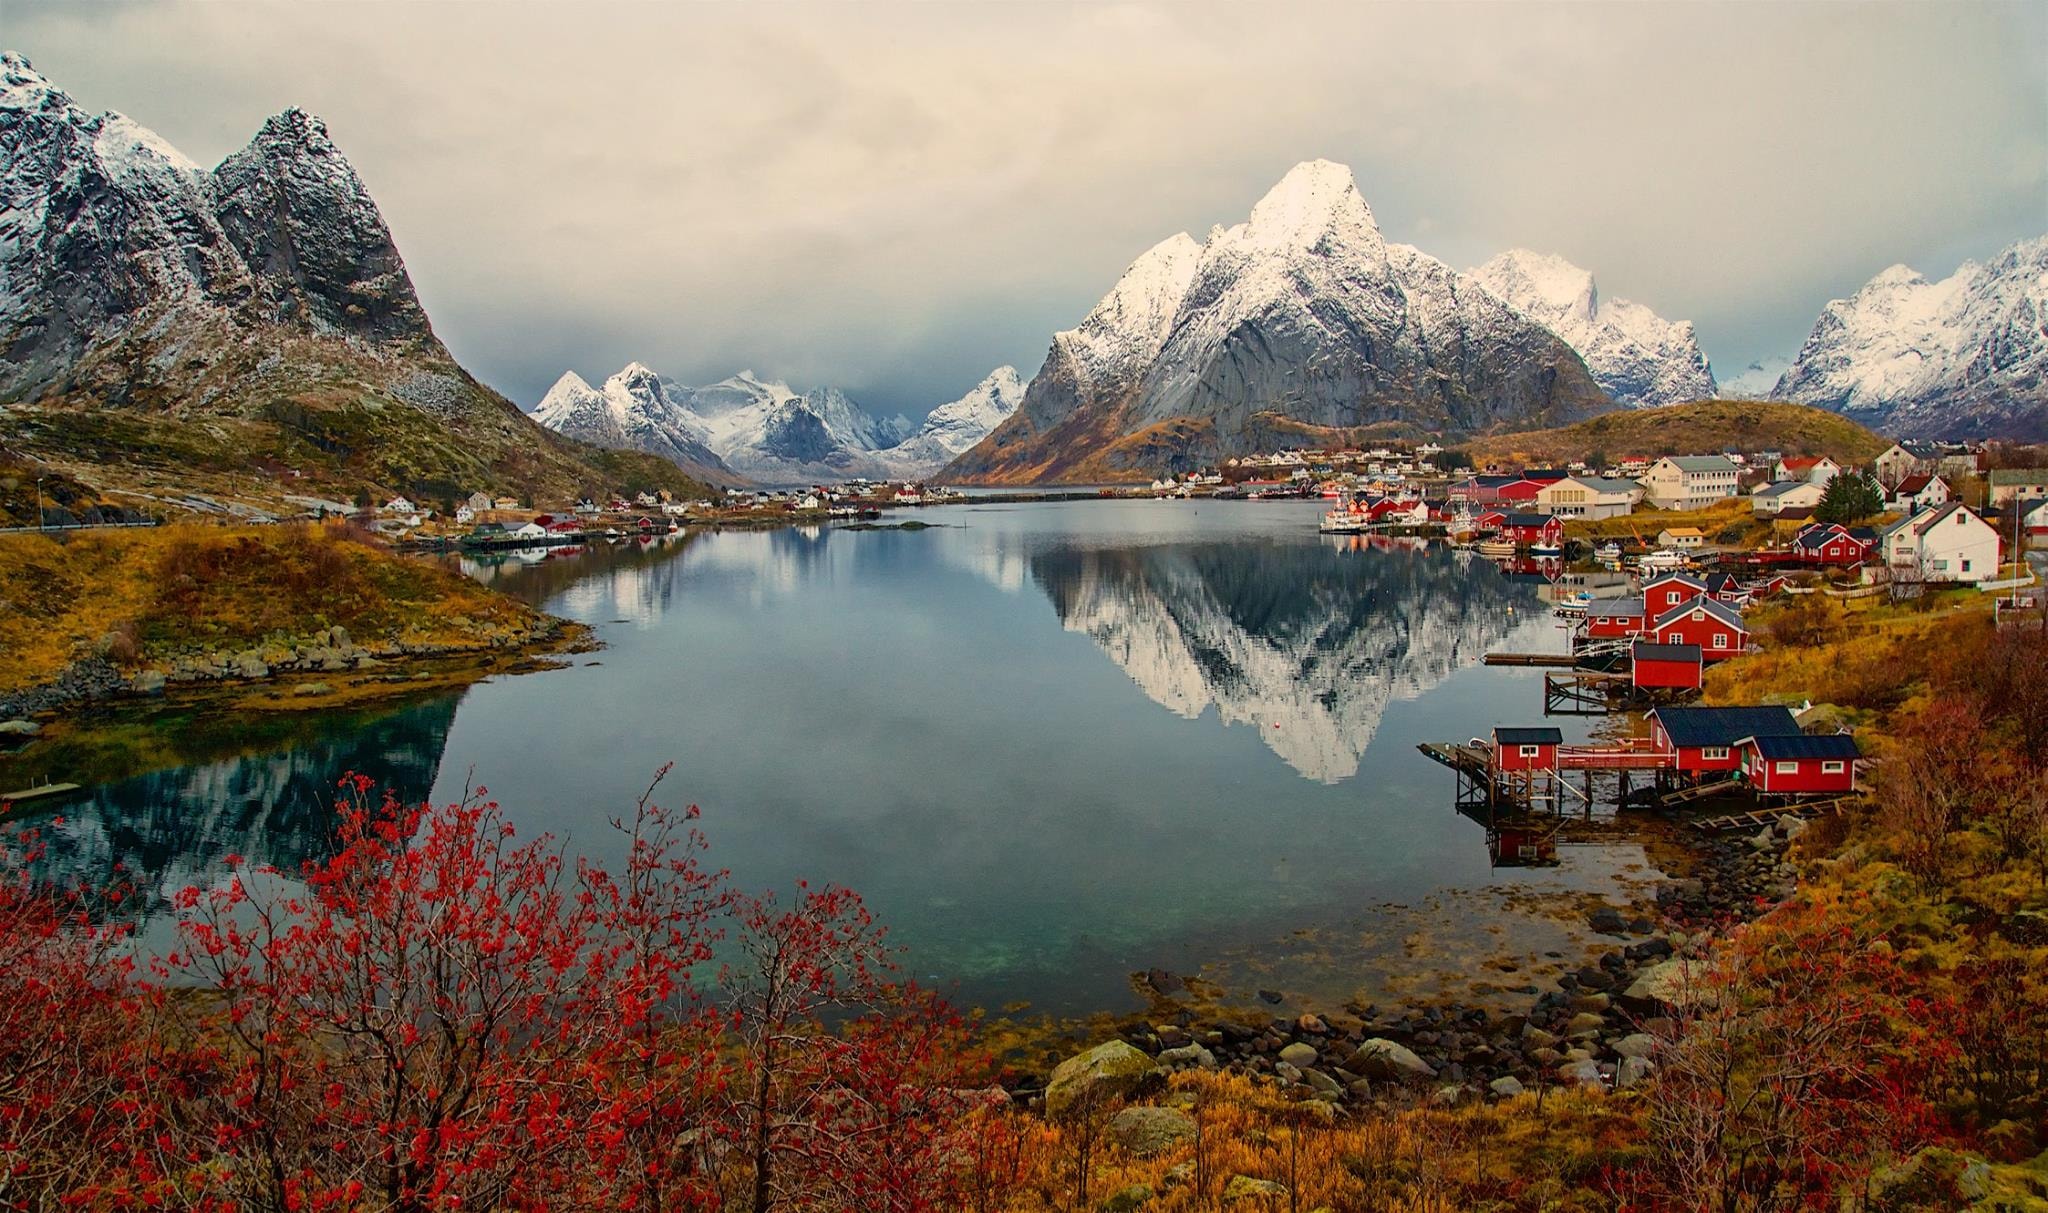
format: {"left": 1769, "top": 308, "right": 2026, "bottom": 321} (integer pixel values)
{"left": 1584, "top": 597, "right": 1649, "bottom": 640}
{"left": 1492, "top": 726, "right": 1561, "bottom": 772}
{"left": 1650, "top": 598, "right": 1749, "bottom": 661}
{"left": 1737, "top": 733, "right": 1859, "bottom": 794}
{"left": 1641, "top": 573, "right": 1708, "bottom": 618}
{"left": 1499, "top": 514, "right": 1564, "bottom": 547}
{"left": 1631, "top": 641, "right": 1703, "bottom": 690}
{"left": 1790, "top": 522, "right": 1872, "bottom": 567}
{"left": 1649, "top": 706, "right": 1802, "bottom": 776}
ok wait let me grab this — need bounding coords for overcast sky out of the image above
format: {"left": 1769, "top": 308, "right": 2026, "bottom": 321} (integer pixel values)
{"left": 14, "top": 2, "right": 2047, "bottom": 417}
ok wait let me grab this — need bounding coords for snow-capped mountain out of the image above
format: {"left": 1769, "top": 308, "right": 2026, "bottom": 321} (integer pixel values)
{"left": 1773, "top": 238, "right": 2047, "bottom": 439}
{"left": 534, "top": 363, "right": 1018, "bottom": 482}
{"left": 946, "top": 160, "right": 1611, "bottom": 483}
{"left": 1469, "top": 249, "right": 1715, "bottom": 407}
{"left": 0, "top": 51, "right": 706, "bottom": 500}
{"left": 1022, "top": 541, "right": 1536, "bottom": 783}
{"left": 1719, "top": 356, "right": 1792, "bottom": 400}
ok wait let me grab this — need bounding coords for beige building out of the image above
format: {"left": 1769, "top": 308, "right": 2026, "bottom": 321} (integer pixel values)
{"left": 1641, "top": 456, "right": 1740, "bottom": 511}
{"left": 1988, "top": 469, "right": 2048, "bottom": 506}
{"left": 1535, "top": 475, "right": 1642, "bottom": 519}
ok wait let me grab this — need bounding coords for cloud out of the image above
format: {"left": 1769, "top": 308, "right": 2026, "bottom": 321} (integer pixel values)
{"left": 11, "top": 1, "right": 2044, "bottom": 413}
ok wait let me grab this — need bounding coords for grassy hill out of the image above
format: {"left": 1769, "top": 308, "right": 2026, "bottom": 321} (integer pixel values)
{"left": 1464, "top": 400, "right": 1889, "bottom": 468}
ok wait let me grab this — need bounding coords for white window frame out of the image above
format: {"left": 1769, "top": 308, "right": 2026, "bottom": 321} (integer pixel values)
{"left": 1518, "top": 744, "right": 1542, "bottom": 758}
{"left": 1775, "top": 760, "right": 1799, "bottom": 774}
{"left": 1701, "top": 746, "right": 1731, "bottom": 761}
{"left": 1821, "top": 760, "right": 1846, "bottom": 774}
{"left": 1713, "top": 633, "right": 1729, "bottom": 648}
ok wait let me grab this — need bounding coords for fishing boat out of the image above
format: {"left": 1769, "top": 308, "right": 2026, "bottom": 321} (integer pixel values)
{"left": 1318, "top": 506, "right": 1369, "bottom": 534}
{"left": 1595, "top": 541, "right": 1623, "bottom": 568}
{"left": 1638, "top": 548, "right": 1687, "bottom": 573}
{"left": 1552, "top": 590, "right": 1594, "bottom": 617}
{"left": 1476, "top": 538, "right": 1517, "bottom": 559}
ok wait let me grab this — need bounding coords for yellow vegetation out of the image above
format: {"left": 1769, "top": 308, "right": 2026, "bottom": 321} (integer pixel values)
{"left": 1465, "top": 400, "right": 1889, "bottom": 468}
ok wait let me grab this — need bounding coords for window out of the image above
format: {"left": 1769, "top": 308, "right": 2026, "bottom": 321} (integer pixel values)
{"left": 1692, "top": 608, "right": 1705, "bottom": 621}
{"left": 1519, "top": 745, "right": 1541, "bottom": 758}
{"left": 1701, "top": 746, "right": 1731, "bottom": 761}
{"left": 1822, "top": 761, "right": 1846, "bottom": 774}
{"left": 1775, "top": 761, "right": 1799, "bottom": 774}
{"left": 1961, "top": 560, "right": 1971, "bottom": 572}
{"left": 1714, "top": 633, "right": 1729, "bottom": 648}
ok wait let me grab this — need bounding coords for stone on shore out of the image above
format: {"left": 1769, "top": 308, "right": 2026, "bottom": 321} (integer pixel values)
{"left": 1043, "top": 1040, "right": 1161, "bottom": 1119}
{"left": 1341, "top": 1038, "right": 1437, "bottom": 1083}
{"left": 1222, "top": 1175, "right": 1288, "bottom": 1201}
{"left": 1278, "top": 1042, "right": 1320, "bottom": 1068}
{"left": 1108, "top": 1106, "right": 1196, "bottom": 1157}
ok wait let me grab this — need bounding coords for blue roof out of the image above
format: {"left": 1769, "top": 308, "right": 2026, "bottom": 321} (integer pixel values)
{"left": 1652, "top": 706, "right": 1801, "bottom": 748}
{"left": 1745, "top": 733, "right": 1860, "bottom": 760}
{"left": 1495, "top": 726, "right": 1563, "bottom": 746}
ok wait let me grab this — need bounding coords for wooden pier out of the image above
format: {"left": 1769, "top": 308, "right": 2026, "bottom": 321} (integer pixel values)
{"left": 1, "top": 781, "right": 83, "bottom": 809}
{"left": 1482, "top": 652, "right": 1580, "bottom": 667}
{"left": 1691, "top": 795, "right": 1855, "bottom": 834}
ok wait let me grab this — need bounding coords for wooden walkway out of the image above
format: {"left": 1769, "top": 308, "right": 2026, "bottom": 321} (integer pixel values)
{"left": 1, "top": 782, "right": 82, "bottom": 808}
{"left": 1658, "top": 776, "right": 1744, "bottom": 807}
{"left": 1691, "top": 795, "right": 1856, "bottom": 834}
{"left": 1417, "top": 742, "right": 1492, "bottom": 776}
{"left": 1483, "top": 652, "right": 1580, "bottom": 667}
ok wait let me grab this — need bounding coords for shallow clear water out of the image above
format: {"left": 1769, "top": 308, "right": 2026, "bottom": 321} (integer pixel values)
{"left": 20, "top": 500, "right": 1658, "bottom": 1016}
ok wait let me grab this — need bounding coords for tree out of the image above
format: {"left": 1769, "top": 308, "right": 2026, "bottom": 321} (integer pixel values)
{"left": 1816, "top": 470, "right": 1883, "bottom": 523}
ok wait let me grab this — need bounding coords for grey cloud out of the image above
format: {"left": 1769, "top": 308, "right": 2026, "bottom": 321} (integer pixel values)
{"left": 10, "top": 1, "right": 2044, "bottom": 415}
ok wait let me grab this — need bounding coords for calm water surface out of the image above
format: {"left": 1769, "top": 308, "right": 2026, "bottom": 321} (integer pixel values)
{"left": 23, "top": 501, "right": 1657, "bottom": 1016}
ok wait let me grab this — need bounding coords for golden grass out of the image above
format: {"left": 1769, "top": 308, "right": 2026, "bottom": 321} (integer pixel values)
{"left": 1465, "top": 400, "right": 1889, "bottom": 469}
{"left": 0, "top": 523, "right": 543, "bottom": 695}
{"left": 1561, "top": 497, "right": 1763, "bottom": 545}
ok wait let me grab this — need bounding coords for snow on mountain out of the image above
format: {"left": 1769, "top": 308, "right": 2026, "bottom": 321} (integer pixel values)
{"left": 1469, "top": 249, "right": 1716, "bottom": 407}
{"left": 1773, "top": 238, "right": 2047, "bottom": 439}
{"left": 533, "top": 363, "right": 1016, "bottom": 482}
{"left": 946, "top": 159, "right": 1610, "bottom": 483}
{"left": 1720, "top": 356, "right": 1792, "bottom": 400}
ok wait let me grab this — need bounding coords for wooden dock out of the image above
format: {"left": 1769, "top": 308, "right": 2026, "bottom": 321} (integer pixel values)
{"left": 1, "top": 782, "right": 83, "bottom": 808}
{"left": 1417, "top": 742, "right": 1491, "bottom": 776}
{"left": 1482, "top": 652, "right": 1580, "bottom": 667}
{"left": 1691, "top": 795, "right": 1855, "bottom": 834}
{"left": 1657, "top": 776, "right": 1744, "bottom": 808}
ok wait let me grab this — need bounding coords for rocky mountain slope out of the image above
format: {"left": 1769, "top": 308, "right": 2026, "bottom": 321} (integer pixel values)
{"left": 1469, "top": 249, "right": 1716, "bottom": 407}
{"left": 944, "top": 160, "right": 1611, "bottom": 484}
{"left": 0, "top": 51, "right": 708, "bottom": 504}
{"left": 1773, "top": 237, "right": 2047, "bottom": 440}
{"left": 534, "top": 362, "right": 1020, "bottom": 482}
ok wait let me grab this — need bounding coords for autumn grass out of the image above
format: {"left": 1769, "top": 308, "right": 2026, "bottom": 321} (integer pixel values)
{"left": 1466, "top": 399, "right": 1889, "bottom": 469}
{"left": 0, "top": 522, "right": 546, "bottom": 695}
{"left": 1561, "top": 496, "right": 1762, "bottom": 545}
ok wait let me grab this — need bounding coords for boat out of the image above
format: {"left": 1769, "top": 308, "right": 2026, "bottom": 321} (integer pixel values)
{"left": 1318, "top": 508, "right": 1369, "bottom": 534}
{"left": 1638, "top": 548, "right": 1687, "bottom": 573}
{"left": 1595, "top": 542, "right": 1623, "bottom": 568}
{"left": 1552, "top": 590, "right": 1595, "bottom": 617}
{"left": 1476, "top": 538, "right": 1517, "bottom": 558}
{"left": 1529, "top": 541, "right": 1563, "bottom": 557}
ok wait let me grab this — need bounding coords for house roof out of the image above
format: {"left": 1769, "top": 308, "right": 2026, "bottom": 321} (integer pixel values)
{"left": 1885, "top": 501, "right": 1980, "bottom": 539}
{"left": 1755, "top": 480, "right": 1820, "bottom": 499}
{"left": 1702, "top": 572, "right": 1741, "bottom": 592}
{"left": 1566, "top": 476, "right": 1644, "bottom": 494}
{"left": 1589, "top": 595, "right": 1647, "bottom": 617}
{"left": 1658, "top": 527, "right": 1707, "bottom": 538}
{"left": 1776, "top": 507, "right": 1817, "bottom": 522}
{"left": 1643, "top": 572, "right": 1707, "bottom": 590}
{"left": 1495, "top": 727, "right": 1563, "bottom": 746}
{"left": 1632, "top": 641, "right": 1703, "bottom": 663}
{"left": 1893, "top": 441, "right": 1943, "bottom": 460}
{"left": 1779, "top": 456, "right": 1828, "bottom": 471}
{"left": 1651, "top": 705, "right": 1802, "bottom": 748}
{"left": 1742, "top": 733, "right": 1861, "bottom": 760}
{"left": 1660, "top": 455, "right": 1737, "bottom": 473}
{"left": 1988, "top": 469, "right": 2048, "bottom": 486}
{"left": 1501, "top": 512, "right": 1555, "bottom": 528}
{"left": 2020, "top": 498, "right": 2048, "bottom": 522}
{"left": 1653, "top": 596, "right": 1747, "bottom": 632}
{"left": 1520, "top": 469, "right": 1571, "bottom": 482}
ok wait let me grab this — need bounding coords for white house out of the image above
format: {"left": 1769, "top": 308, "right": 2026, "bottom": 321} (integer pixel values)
{"left": 1872, "top": 442, "right": 1943, "bottom": 489}
{"left": 1772, "top": 456, "right": 1840, "bottom": 485}
{"left": 1658, "top": 527, "right": 1708, "bottom": 549}
{"left": 381, "top": 496, "right": 417, "bottom": 516}
{"left": 1536, "top": 475, "right": 1642, "bottom": 519}
{"left": 1886, "top": 474, "right": 1950, "bottom": 513}
{"left": 1879, "top": 503, "right": 2001, "bottom": 584}
{"left": 465, "top": 490, "right": 494, "bottom": 513}
{"left": 2019, "top": 499, "right": 2048, "bottom": 549}
{"left": 1751, "top": 480, "right": 1825, "bottom": 516}
{"left": 509, "top": 521, "right": 549, "bottom": 542}
{"left": 1641, "top": 456, "right": 1741, "bottom": 510}
{"left": 1988, "top": 469, "right": 2048, "bottom": 507}
{"left": 454, "top": 505, "right": 476, "bottom": 524}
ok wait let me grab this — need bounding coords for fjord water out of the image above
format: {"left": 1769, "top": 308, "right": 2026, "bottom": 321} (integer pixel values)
{"left": 34, "top": 501, "right": 1649, "bottom": 1016}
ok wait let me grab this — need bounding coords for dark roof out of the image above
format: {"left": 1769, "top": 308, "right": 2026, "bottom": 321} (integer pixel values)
{"left": 1652, "top": 706, "right": 1802, "bottom": 748}
{"left": 1495, "top": 726, "right": 1563, "bottom": 746}
{"left": 1643, "top": 571, "right": 1707, "bottom": 590}
{"left": 1520, "top": 468, "right": 1570, "bottom": 481}
{"left": 1743, "top": 733, "right": 1861, "bottom": 760}
{"left": 1501, "top": 512, "right": 1555, "bottom": 527}
{"left": 1702, "top": 572, "right": 1740, "bottom": 592}
{"left": 1589, "top": 595, "right": 1647, "bottom": 616}
{"left": 1633, "top": 641, "right": 1703, "bottom": 663}
{"left": 1653, "top": 597, "right": 1747, "bottom": 632}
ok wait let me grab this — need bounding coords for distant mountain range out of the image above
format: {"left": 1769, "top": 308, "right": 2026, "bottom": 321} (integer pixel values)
{"left": 1770, "top": 238, "right": 2047, "bottom": 441}
{"left": 532, "top": 364, "right": 1022, "bottom": 483}
{"left": 0, "top": 52, "right": 708, "bottom": 503}
{"left": 943, "top": 160, "right": 1615, "bottom": 483}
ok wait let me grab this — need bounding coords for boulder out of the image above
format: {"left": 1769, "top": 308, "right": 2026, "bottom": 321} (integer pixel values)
{"left": 1103, "top": 1183, "right": 1154, "bottom": 1213}
{"left": 1488, "top": 1076, "right": 1526, "bottom": 1098}
{"left": 1616, "top": 1056, "right": 1654, "bottom": 1090}
{"left": 1301, "top": 1067, "right": 1343, "bottom": 1097}
{"left": 1620, "top": 958, "right": 1697, "bottom": 1011}
{"left": 1108, "top": 1106, "right": 1195, "bottom": 1157}
{"left": 1556, "top": 1060, "right": 1606, "bottom": 1088}
{"left": 1278, "top": 1042, "right": 1320, "bottom": 1068}
{"left": 1157, "top": 1044, "right": 1218, "bottom": 1070}
{"left": 1222, "top": 1175, "right": 1287, "bottom": 1202}
{"left": 0, "top": 719, "right": 42, "bottom": 738}
{"left": 1341, "top": 1038, "right": 1436, "bottom": 1083}
{"left": 131, "top": 671, "right": 166, "bottom": 695}
{"left": 1611, "top": 1033, "right": 1658, "bottom": 1060}
{"left": 1043, "top": 1040, "right": 1161, "bottom": 1119}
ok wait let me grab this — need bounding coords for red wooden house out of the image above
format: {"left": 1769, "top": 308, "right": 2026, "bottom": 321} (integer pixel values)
{"left": 1641, "top": 573, "right": 1708, "bottom": 617}
{"left": 1499, "top": 513, "right": 1564, "bottom": 548}
{"left": 1493, "top": 726, "right": 1562, "bottom": 771}
{"left": 1790, "top": 522, "right": 1872, "bottom": 567}
{"left": 1649, "top": 597, "right": 1749, "bottom": 661}
{"left": 1584, "top": 597, "right": 1649, "bottom": 640}
{"left": 1736, "top": 733, "right": 1859, "bottom": 794}
{"left": 1700, "top": 571, "right": 1746, "bottom": 605}
{"left": 1631, "top": 641, "right": 1703, "bottom": 690}
{"left": 1473, "top": 510, "right": 1509, "bottom": 532}
{"left": 1649, "top": 706, "right": 1802, "bottom": 776}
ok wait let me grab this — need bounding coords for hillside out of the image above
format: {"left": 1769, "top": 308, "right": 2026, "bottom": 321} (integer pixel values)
{"left": 1464, "top": 399, "right": 1890, "bottom": 467}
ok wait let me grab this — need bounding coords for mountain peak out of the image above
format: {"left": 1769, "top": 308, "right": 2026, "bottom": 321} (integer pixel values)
{"left": 1475, "top": 249, "right": 1598, "bottom": 320}
{"left": 0, "top": 50, "right": 65, "bottom": 112}
{"left": 548, "top": 370, "right": 596, "bottom": 396}
{"left": 1242, "top": 159, "right": 1378, "bottom": 247}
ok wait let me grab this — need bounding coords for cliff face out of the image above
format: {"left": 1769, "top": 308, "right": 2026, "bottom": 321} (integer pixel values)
{"left": 945, "top": 161, "right": 1611, "bottom": 484}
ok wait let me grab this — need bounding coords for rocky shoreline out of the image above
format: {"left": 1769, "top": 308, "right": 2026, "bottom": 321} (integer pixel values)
{"left": 1025, "top": 815, "right": 1808, "bottom": 1118}
{"left": 0, "top": 618, "right": 578, "bottom": 724}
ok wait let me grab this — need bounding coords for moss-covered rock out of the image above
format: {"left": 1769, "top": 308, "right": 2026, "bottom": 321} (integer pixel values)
{"left": 1043, "top": 1039, "right": 1160, "bottom": 1119}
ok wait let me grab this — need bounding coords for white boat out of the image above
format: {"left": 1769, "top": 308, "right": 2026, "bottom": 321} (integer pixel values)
{"left": 1476, "top": 538, "right": 1516, "bottom": 558}
{"left": 1638, "top": 548, "right": 1687, "bottom": 573}
{"left": 1552, "top": 590, "right": 1595, "bottom": 616}
{"left": 1319, "top": 509, "right": 1369, "bottom": 534}
{"left": 1595, "top": 542, "right": 1623, "bottom": 568}
{"left": 1529, "top": 541, "right": 1563, "bottom": 557}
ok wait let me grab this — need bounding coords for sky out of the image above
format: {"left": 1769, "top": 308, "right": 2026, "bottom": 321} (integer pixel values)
{"left": 12, "top": 1, "right": 2047, "bottom": 418}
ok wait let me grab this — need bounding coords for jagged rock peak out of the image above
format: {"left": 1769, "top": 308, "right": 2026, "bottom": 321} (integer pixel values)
{"left": 1239, "top": 158, "right": 1382, "bottom": 250}
{"left": 1470, "top": 248, "right": 1717, "bottom": 408}
{"left": 1, "top": 50, "right": 63, "bottom": 109}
